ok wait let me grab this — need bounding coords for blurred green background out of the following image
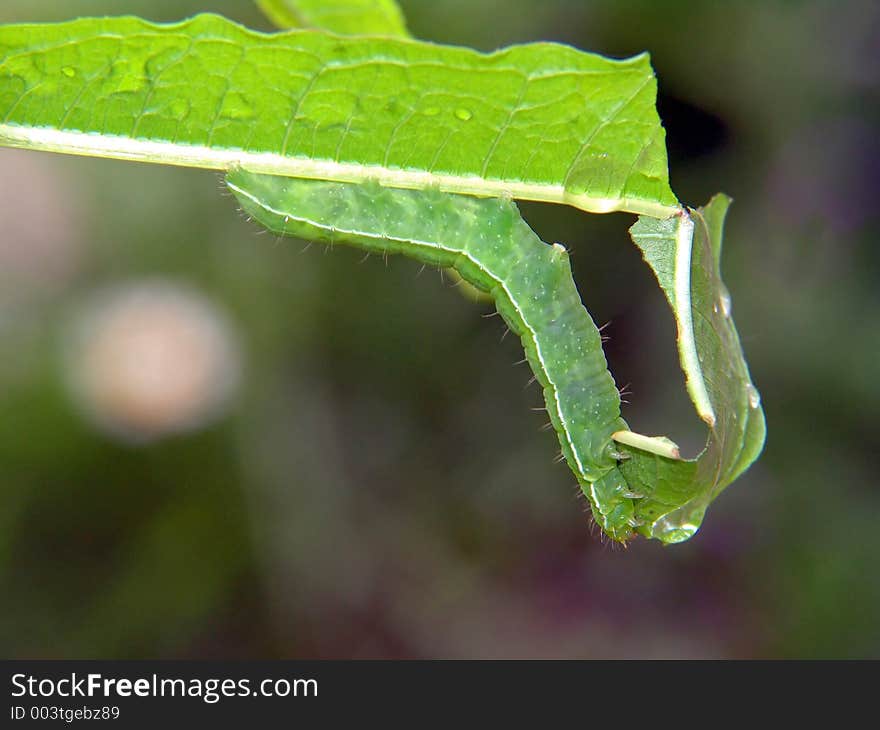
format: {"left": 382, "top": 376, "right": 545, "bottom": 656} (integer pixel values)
{"left": 1, "top": 0, "right": 877, "bottom": 658}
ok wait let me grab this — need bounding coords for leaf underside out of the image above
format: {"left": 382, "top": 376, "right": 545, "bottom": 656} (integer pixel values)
{"left": 623, "top": 196, "right": 766, "bottom": 542}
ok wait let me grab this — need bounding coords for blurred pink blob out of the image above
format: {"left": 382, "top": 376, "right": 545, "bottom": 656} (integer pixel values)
{"left": 64, "top": 280, "right": 242, "bottom": 443}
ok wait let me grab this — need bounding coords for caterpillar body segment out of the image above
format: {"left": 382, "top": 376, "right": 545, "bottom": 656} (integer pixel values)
{"left": 228, "top": 171, "right": 635, "bottom": 541}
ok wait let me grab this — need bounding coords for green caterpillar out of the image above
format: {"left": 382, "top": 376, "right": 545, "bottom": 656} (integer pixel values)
{"left": 227, "top": 170, "right": 644, "bottom": 541}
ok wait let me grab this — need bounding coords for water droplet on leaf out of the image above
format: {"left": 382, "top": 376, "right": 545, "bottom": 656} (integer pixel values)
{"left": 454, "top": 107, "right": 473, "bottom": 121}
{"left": 746, "top": 383, "right": 761, "bottom": 409}
{"left": 61, "top": 66, "right": 76, "bottom": 78}
{"left": 719, "top": 284, "right": 732, "bottom": 318}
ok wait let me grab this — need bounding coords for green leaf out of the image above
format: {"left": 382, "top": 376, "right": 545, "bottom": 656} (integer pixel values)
{"left": 620, "top": 195, "right": 766, "bottom": 543}
{"left": 256, "top": 0, "right": 409, "bottom": 37}
{"left": 0, "top": 14, "right": 678, "bottom": 217}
